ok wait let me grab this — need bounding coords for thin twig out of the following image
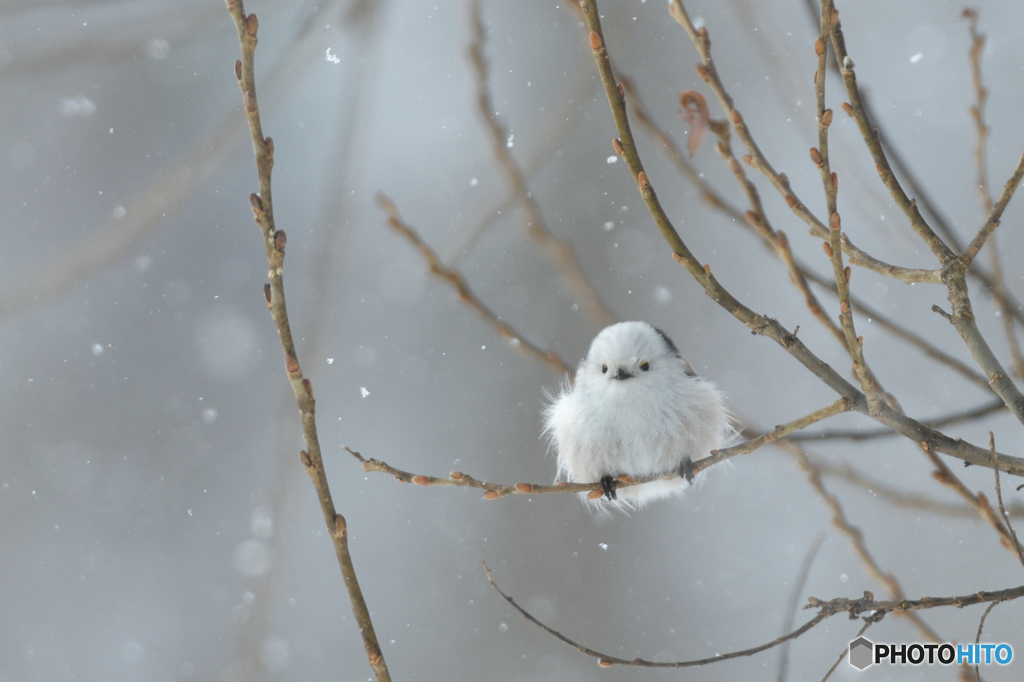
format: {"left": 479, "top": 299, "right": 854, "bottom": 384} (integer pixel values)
{"left": 785, "top": 439, "right": 942, "bottom": 643}
{"left": 819, "top": 615, "right": 880, "bottom": 682}
{"left": 777, "top": 533, "right": 825, "bottom": 682}
{"left": 962, "top": 10, "right": 1024, "bottom": 380}
{"left": 226, "top": 3, "right": 390, "bottom": 680}
{"left": 974, "top": 600, "right": 1001, "bottom": 682}
{"left": 920, "top": 443, "right": 1015, "bottom": 550}
{"left": 815, "top": 458, "right": 1024, "bottom": 519}
{"left": 826, "top": 6, "right": 954, "bottom": 265}
{"left": 792, "top": 398, "right": 1005, "bottom": 442}
{"left": 483, "top": 561, "right": 832, "bottom": 668}
{"left": 348, "top": 398, "right": 850, "bottom": 496}
{"left": 376, "top": 193, "right": 573, "bottom": 374}
{"left": 484, "top": 560, "right": 1024, "bottom": 669}
{"left": 960, "top": 149, "right": 1024, "bottom": 267}
{"left": 801, "top": 269, "right": 993, "bottom": 392}
{"left": 813, "top": 0, "right": 881, "bottom": 413}
{"left": 990, "top": 433, "right": 1024, "bottom": 569}
{"left": 467, "top": 0, "right": 616, "bottom": 326}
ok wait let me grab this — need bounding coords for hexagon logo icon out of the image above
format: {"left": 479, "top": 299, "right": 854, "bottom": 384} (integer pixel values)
{"left": 849, "top": 637, "right": 874, "bottom": 670}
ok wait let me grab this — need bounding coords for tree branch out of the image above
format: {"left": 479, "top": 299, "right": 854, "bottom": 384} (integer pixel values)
{"left": 226, "top": 3, "right": 390, "bottom": 680}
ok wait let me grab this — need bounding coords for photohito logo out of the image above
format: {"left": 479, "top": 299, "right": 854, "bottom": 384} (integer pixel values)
{"left": 848, "top": 636, "right": 1013, "bottom": 670}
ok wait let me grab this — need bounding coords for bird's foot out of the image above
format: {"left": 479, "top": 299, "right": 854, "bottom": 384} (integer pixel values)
{"left": 600, "top": 474, "right": 618, "bottom": 500}
{"left": 679, "top": 456, "right": 695, "bottom": 483}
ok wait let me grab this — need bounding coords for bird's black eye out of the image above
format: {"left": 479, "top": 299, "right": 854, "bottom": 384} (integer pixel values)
{"left": 640, "top": 361, "right": 650, "bottom": 371}
{"left": 602, "top": 364, "right": 608, "bottom": 374}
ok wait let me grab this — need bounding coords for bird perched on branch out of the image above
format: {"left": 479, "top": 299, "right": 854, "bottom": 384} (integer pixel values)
{"left": 544, "top": 321, "right": 733, "bottom": 509}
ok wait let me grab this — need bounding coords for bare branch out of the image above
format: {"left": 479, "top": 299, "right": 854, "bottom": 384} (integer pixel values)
{"left": 777, "top": 533, "right": 825, "bottom": 682}
{"left": 826, "top": 7, "right": 955, "bottom": 264}
{"left": 349, "top": 398, "right": 851, "bottom": 499}
{"left": 792, "top": 398, "right": 1005, "bottom": 442}
{"left": 961, "top": 150, "right": 1024, "bottom": 267}
{"left": 483, "top": 562, "right": 833, "bottom": 669}
{"left": 377, "top": 194, "right": 573, "bottom": 374}
{"left": 990, "top": 433, "right": 1024, "bottom": 569}
{"left": 467, "top": 0, "right": 616, "bottom": 326}
{"left": 484, "top": 560, "right": 1024, "bottom": 669}
{"left": 226, "top": 2, "right": 390, "bottom": 680}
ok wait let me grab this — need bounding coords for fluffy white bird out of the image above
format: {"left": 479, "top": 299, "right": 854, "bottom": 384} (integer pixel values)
{"left": 544, "top": 321, "right": 733, "bottom": 508}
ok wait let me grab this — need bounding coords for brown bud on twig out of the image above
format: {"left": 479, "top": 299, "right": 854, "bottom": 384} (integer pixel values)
{"left": 286, "top": 353, "right": 300, "bottom": 374}
{"left": 617, "top": 474, "right": 635, "bottom": 485}
{"left": 612, "top": 138, "right": 624, "bottom": 156}
{"left": 813, "top": 69, "right": 818, "bottom": 85}
{"left": 588, "top": 31, "right": 602, "bottom": 50}
{"left": 246, "top": 13, "right": 259, "bottom": 38}
{"left": 785, "top": 195, "right": 797, "bottom": 208}
{"left": 264, "top": 283, "right": 271, "bottom": 303}
{"left": 809, "top": 147, "right": 822, "bottom": 165}
{"left": 599, "top": 659, "right": 613, "bottom": 668}
{"left": 830, "top": 8, "right": 839, "bottom": 26}
{"left": 234, "top": 60, "right": 242, "bottom": 81}
{"left": 814, "top": 38, "right": 825, "bottom": 56}
{"left": 514, "top": 483, "right": 533, "bottom": 493}
{"left": 616, "top": 82, "right": 624, "bottom": 98}
{"left": 845, "top": 266, "right": 851, "bottom": 281}
{"left": 777, "top": 230, "right": 789, "bottom": 247}
{"left": 840, "top": 301, "right": 850, "bottom": 313}
{"left": 587, "top": 489, "right": 605, "bottom": 500}
{"left": 265, "top": 137, "right": 274, "bottom": 158}
{"left": 841, "top": 102, "right": 853, "bottom": 115}
{"left": 412, "top": 475, "right": 429, "bottom": 486}
{"left": 832, "top": 172, "right": 838, "bottom": 189}
{"left": 742, "top": 154, "right": 753, "bottom": 166}
{"left": 483, "top": 490, "right": 500, "bottom": 500}
{"left": 830, "top": 212, "right": 841, "bottom": 232}
{"left": 821, "top": 108, "right": 833, "bottom": 126}
{"left": 274, "top": 230, "right": 287, "bottom": 252}
{"left": 249, "top": 193, "right": 264, "bottom": 212}
{"left": 728, "top": 156, "right": 741, "bottom": 174}
{"left": 729, "top": 109, "right": 743, "bottom": 126}
{"left": 244, "top": 90, "right": 257, "bottom": 113}
{"left": 822, "top": 242, "right": 833, "bottom": 257}
{"left": 695, "top": 63, "right": 709, "bottom": 80}
{"left": 978, "top": 492, "right": 990, "bottom": 509}
{"left": 300, "top": 450, "right": 312, "bottom": 468}
{"left": 303, "top": 378, "right": 313, "bottom": 398}
{"left": 450, "top": 471, "right": 464, "bottom": 480}
{"left": 637, "top": 171, "right": 650, "bottom": 189}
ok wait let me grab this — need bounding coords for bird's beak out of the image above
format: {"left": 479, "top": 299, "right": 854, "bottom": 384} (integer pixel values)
{"left": 612, "top": 367, "right": 633, "bottom": 380}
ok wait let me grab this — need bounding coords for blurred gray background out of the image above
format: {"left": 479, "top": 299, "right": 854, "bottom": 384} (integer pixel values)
{"left": 3, "top": 0, "right": 1024, "bottom": 679}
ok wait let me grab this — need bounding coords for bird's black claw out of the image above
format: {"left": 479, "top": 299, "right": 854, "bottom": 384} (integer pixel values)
{"left": 680, "top": 457, "right": 695, "bottom": 483}
{"left": 600, "top": 474, "right": 618, "bottom": 500}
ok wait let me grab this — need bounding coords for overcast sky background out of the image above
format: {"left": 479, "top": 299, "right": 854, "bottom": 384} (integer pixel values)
{"left": 3, "top": 0, "right": 1024, "bottom": 680}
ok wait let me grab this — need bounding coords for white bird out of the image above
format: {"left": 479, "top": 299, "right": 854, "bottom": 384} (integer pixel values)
{"left": 544, "top": 321, "right": 733, "bottom": 508}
